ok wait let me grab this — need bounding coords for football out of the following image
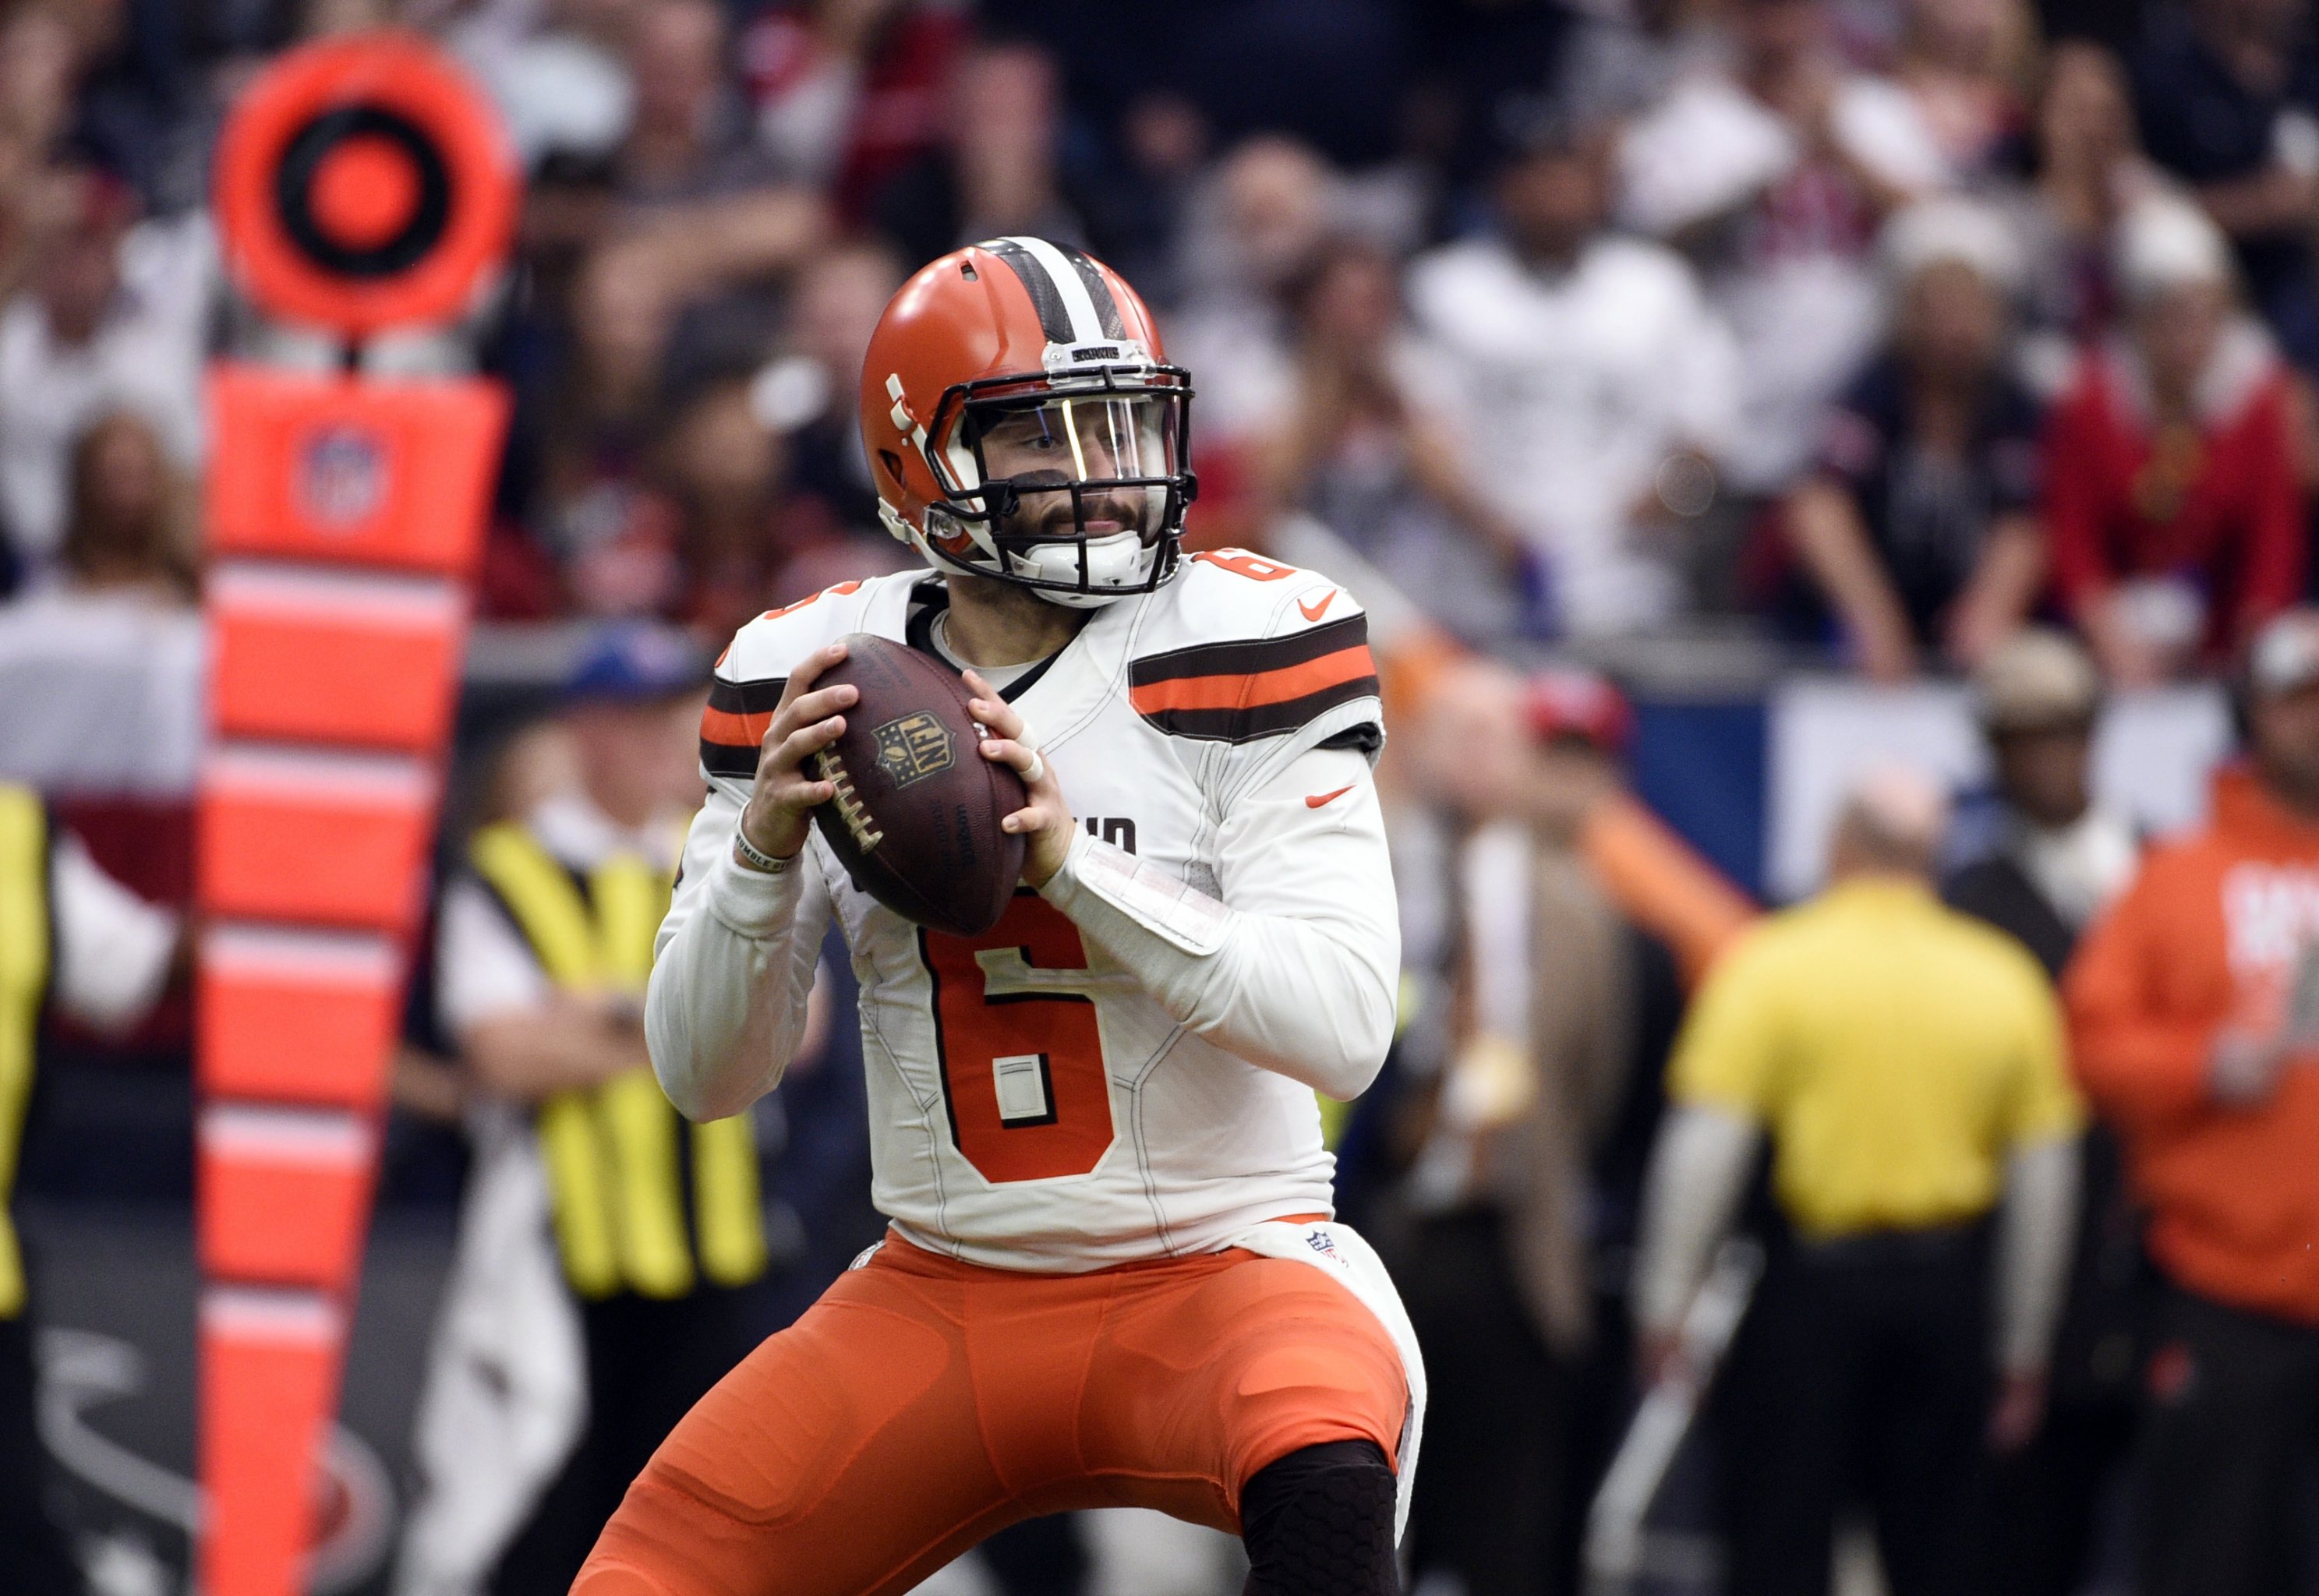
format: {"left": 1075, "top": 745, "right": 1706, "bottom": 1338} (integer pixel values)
{"left": 808, "top": 633, "right": 1028, "bottom": 937}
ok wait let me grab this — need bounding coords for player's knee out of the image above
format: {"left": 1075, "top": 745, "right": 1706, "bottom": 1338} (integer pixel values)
{"left": 1239, "top": 1439, "right": 1398, "bottom": 1596}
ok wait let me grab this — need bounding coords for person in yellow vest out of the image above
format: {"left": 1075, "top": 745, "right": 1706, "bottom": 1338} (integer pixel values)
{"left": 0, "top": 782, "right": 180, "bottom": 1594}
{"left": 397, "top": 626, "right": 769, "bottom": 1596}
{"left": 1634, "top": 764, "right": 2084, "bottom": 1596}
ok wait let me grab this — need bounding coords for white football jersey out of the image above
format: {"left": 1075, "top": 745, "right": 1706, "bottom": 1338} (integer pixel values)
{"left": 653, "top": 552, "right": 1398, "bottom": 1270}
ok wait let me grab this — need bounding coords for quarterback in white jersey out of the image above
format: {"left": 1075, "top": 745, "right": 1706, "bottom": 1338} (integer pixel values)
{"left": 578, "top": 238, "right": 1419, "bottom": 1596}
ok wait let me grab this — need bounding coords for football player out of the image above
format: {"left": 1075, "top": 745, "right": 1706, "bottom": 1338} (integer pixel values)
{"left": 574, "top": 237, "right": 1419, "bottom": 1596}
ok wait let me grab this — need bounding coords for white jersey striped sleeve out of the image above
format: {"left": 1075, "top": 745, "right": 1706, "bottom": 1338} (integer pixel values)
{"left": 645, "top": 782, "right": 832, "bottom": 1121}
{"left": 1038, "top": 744, "right": 1398, "bottom": 1100}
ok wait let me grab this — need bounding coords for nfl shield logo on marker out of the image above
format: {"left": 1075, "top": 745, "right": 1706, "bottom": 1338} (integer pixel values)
{"left": 296, "top": 423, "right": 389, "bottom": 531}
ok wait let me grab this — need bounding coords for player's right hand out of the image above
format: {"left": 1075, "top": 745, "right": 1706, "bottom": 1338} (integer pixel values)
{"left": 738, "top": 642, "right": 856, "bottom": 862}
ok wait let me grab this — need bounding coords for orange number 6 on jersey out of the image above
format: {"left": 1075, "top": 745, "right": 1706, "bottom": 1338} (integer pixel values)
{"left": 1193, "top": 549, "right": 1295, "bottom": 581}
{"left": 919, "top": 893, "right": 1115, "bottom": 1184}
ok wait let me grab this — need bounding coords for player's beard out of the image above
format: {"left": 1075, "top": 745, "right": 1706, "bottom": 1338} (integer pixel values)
{"left": 992, "top": 480, "right": 1156, "bottom": 549}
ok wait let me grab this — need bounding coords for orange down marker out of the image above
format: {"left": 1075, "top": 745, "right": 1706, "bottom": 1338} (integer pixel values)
{"left": 200, "top": 30, "right": 514, "bottom": 1596}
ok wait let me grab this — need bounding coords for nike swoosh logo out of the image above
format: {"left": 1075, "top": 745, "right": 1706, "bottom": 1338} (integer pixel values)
{"left": 1305, "top": 785, "right": 1355, "bottom": 809}
{"left": 1297, "top": 589, "right": 1337, "bottom": 622}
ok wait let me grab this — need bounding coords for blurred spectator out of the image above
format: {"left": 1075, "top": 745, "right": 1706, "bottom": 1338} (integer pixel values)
{"left": 869, "top": 38, "right": 1088, "bottom": 276}
{"left": 741, "top": 0, "right": 968, "bottom": 217}
{"left": 1395, "top": 661, "right": 1642, "bottom": 1596}
{"left": 616, "top": 0, "right": 769, "bottom": 205}
{"left": 1166, "top": 136, "right": 1337, "bottom": 457}
{"left": 1552, "top": 0, "right": 1716, "bottom": 133}
{"left": 2012, "top": 42, "right": 2164, "bottom": 387}
{"left": 1618, "top": 0, "right": 1948, "bottom": 500}
{"left": 1077, "top": 90, "right": 1211, "bottom": 307}
{"left": 1394, "top": 659, "right": 1754, "bottom": 1596}
{"left": 656, "top": 375, "right": 789, "bottom": 641}
{"left": 0, "top": 170, "right": 206, "bottom": 581}
{"left": 1260, "top": 238, "right": 1525, "bottom": 648}
{"left": 2065, "top": 606, "right": 2319, "bottom": 1596}
{"left": 52, "top": 409, "right": 192, "bottom": 601}
{"left": 1783, "top": 197, "right": 2044, "bottom": 680}
{"left": 521, "top": 0, "right": 826, "bottom": 306}
{"left": 449, "top": 0, "right": 636, "bottom": 174}
{"left": 401, "top": 624, "right": 765, "bottom": 1596}
{"left": 753, "top": 237, "right": 905, "bottom": 542}
{"left": 536, "top": 244, "right": 684, "bottom": 615}
{"left": 1892, "top": 0, "right": 2038, "bottom": 180}
{"left": 1637, "top": 765, "right": 2082, "bottom": 1596}
{"left": 0, "top": 419, "right": 199, "bottom": 797}
{"left": 1943, "top": 629, "right": 2144, "bottom": 1596}
{"left": 0, "top": 780, "right": 180, "bottom": 1596}
{"left": 0, "top": 407, "right": 199, "bottom": 795}
{"left": 2043, "top": 194, "right": 2305, "bottom": 683}
{"left": 0, "top": 3, "right": 80, "bottom": 157}
{"left": 1949, "top": 629, "right": 2139, "bottom": 970}
{"left": 2129, "top": 0, "right": 2319, "bottom": 371}
{"left": 1410, "top": 117, "right": 1740, "bottom": 637}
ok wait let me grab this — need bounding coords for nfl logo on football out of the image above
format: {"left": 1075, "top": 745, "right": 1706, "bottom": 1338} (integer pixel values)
{"left": 296, "top": 422, "right": 388, "bottom": 531}
{"left": 873, "top": 712, "right": 956, "bottom": 789}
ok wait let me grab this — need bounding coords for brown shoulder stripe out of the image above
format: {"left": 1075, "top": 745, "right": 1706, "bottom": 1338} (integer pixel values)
{"left": 700, "top": 675, "right": 784, "bottom": 778}
{"left": 1128, "top": 615, "right": 1378, "bottom": 743}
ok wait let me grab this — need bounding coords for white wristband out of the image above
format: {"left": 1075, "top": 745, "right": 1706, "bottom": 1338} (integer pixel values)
{"left": 733, "top": 828, "right": 794, "bottom": 876}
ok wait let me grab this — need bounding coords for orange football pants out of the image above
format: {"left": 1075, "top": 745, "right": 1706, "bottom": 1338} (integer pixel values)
{"left": 571, "top": 1227, "right": 1409, "bottom": 1596}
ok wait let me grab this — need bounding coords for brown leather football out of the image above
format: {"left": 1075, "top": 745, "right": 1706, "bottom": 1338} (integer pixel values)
{"left": 808, "top": 633, "right": 1027, "bottom": 936}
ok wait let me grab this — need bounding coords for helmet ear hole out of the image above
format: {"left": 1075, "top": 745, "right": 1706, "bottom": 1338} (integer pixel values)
{"left": 878, "top": 449, "right": 907, "bottom": 487}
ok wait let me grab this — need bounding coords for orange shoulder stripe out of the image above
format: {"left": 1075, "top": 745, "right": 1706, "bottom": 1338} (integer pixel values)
{"left": 1126, "top": 644, "right": 1377, "bottom": 715}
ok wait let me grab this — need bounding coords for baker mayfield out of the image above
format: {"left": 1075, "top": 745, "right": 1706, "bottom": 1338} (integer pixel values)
{"left": 574, "top": 237, "right": 1421, "bottom": 1596}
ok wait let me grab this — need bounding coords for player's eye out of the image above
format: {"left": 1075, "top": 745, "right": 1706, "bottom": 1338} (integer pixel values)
{"left": 990, "top": 418, "right": 1057, "bottom": 449}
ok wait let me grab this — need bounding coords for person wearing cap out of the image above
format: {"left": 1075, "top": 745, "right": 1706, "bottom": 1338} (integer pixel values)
{"left": 1948, "top": 628, "right": 2139, "bottom": 970}
{"left": 1635, "top": 765, "right": 2083, "bottom": 1596}
{"left": 1406, "top": 103, "right": 1739, "bottom": 638}
{"left": 2066, "top": 606, "right": 2319, "bottom": 1596}
{"left": 1942, "top": 628, "right": 2143, "bottom": 1596}
{"left": 398, "top": 623, "right": 771, "bottom": 1596}
{"left": 1783, "top": 196, "right": 2049, "bottom": 683}
{"left": 2042, "top": 192, "right": 2306, "bottom": 685}
{"left": 1392, "top": 659, "right": 1755, "bottom": 1596}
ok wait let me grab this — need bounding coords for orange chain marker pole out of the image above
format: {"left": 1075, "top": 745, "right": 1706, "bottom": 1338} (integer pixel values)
{"left": 200, "top": 33, "right": 514, "bottom": 1595}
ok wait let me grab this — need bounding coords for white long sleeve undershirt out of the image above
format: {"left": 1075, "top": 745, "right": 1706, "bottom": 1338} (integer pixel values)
{"left": 645, "top": 744, "right": 1398, "bottom": 1122}
{"left": 1634, "top": 1104, "right": 2082, "bottom": 1375}
{"left": 1994, "top": 1136, "right": 2080, "bottom": 1375}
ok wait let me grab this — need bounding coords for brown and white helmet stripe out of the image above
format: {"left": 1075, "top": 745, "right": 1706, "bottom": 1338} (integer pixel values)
{"left": 980, "top": 235, "right": 1130, "bottom": 344}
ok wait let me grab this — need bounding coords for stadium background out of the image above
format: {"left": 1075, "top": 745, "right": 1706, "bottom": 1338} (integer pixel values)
{"left": 1, "top": 0, "right": 2315, "bottom": 1591}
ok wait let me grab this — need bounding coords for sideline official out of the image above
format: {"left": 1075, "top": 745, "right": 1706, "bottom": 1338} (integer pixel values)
{"left": 398, "top": 627, "right": 769, "bottom": 1596}
{"left": 1635, "top": 768, "right": 2081, "bottom": 1596}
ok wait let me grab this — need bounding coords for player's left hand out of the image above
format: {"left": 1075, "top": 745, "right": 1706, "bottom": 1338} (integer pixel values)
{"left": 963, "top": 670, "right": 1075, "bottom": 888}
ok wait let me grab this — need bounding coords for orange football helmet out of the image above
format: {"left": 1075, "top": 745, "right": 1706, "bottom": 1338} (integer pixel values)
{"left": 859, "top": 237, "right": 1196, "bottom": 607}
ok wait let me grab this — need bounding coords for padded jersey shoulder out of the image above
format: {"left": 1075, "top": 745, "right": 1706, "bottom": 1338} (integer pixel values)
{"left": 698, "top": 570, "right": 924, "bottom": 783}
{"left": 1126, "top": 548, "right": 1380, "bottom": 747}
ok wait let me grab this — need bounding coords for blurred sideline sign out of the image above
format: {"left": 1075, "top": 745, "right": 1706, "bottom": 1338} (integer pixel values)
{"left": 198, "top": 31, "right": 513, "bottom": 1596}
{"left": 1766, "top": 676, "right": 2232, "bottom": 902}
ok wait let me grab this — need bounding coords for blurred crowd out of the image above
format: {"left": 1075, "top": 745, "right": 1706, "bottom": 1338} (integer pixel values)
{"left": 9, "top": 0, "right": 2319, "bottom": 1594}
{"left": 11, "top": 0, "right": 2319, "bottom": 676}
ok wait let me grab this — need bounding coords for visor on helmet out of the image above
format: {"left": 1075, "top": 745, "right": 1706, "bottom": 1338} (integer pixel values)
{"left": 953, "top": 390, "right": 1182, "bottom": 539}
